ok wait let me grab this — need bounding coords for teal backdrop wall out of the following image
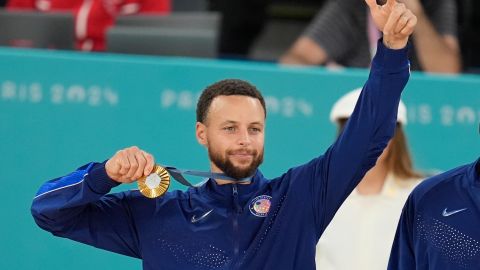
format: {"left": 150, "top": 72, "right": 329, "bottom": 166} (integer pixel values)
{"left": 1, "top": 47, "right": 479, "bottom": 269}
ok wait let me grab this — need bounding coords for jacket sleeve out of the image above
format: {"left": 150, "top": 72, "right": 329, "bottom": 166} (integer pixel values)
{"left": 31, "top": 162, "right": 142, "bottom": 258}
{"left": 286, "top": 39, "right": 411, "bottom": 236}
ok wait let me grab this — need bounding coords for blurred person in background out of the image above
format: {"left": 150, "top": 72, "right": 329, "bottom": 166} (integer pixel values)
{"left": 316, "top": 88, "right": 423, "bottom": 270}
{"left": 388, "top": 125, "right": 480, "bottom": 269}
{"left": 7, "top": 0, "right": 170, "bottom": 51}
{"left": 280, "top": 0, "right": 461, "bottom": 74}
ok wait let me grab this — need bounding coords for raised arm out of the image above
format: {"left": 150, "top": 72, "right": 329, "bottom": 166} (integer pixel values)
{"left": 321, "top": 0, "right": 417, "bottom": 227}
{"left": 284, "top": 0, "right": 416, "bottom": 235}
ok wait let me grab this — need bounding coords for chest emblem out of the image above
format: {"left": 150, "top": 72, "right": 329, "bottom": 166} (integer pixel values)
{"left": 249, "top": 195, "right": 272, "bottom": 217}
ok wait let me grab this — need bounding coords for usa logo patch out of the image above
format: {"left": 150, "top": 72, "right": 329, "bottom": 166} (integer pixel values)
{"left": 249, "top": 195, "right": 272, "bottom": 217}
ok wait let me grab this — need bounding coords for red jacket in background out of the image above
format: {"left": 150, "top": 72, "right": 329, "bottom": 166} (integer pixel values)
{"left": 7, "top": 0, "right": 170, "bottom": 51}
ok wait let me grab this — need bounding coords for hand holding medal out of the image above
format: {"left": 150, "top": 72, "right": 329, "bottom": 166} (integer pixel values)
{"left": 106, "top": 146, "right": 252, "bottom": 199}
{"left": 105, "top": 146, "right": 170, "bottom": 198}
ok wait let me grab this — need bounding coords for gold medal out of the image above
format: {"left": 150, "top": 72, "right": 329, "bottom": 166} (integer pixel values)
{"left": 137, "top": 165, "right": 171, "bottom": 198}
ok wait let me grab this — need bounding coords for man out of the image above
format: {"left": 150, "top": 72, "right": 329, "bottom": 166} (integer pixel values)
{"left": 31, "top": 0, "right": 416, "bottom": 269}
{"left": 280, "top": 0, "right": 460, "bottom": 74}
{"left": 388, "top": 133, "right": 480, "bottom": 269}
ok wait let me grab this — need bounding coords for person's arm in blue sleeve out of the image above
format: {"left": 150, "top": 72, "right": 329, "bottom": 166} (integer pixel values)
{"left": 318, "top": 37, "right": 410, "bottom": 227}
{"left": 31, "top": 161, "right": 142, "bottom": 258}
{"left": 387, "top": 195, "right": 417, "bottom": 269}
{"left": 289, "top": 38, "right": 410, "bottom": 235}
{"left": 284, "top": 0, "right": 417, "bottom": 236}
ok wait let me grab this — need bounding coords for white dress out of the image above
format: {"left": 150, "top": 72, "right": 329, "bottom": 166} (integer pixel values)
{"left": 316, "top": 173, "right": 422, "bottom": 270}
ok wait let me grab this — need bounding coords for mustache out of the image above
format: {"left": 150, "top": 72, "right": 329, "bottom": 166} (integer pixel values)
{"left": 227, "top": 149, "right": 257, "bottom": 155}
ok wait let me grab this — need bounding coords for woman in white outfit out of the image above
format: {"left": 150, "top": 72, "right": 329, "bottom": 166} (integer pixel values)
{"left": 316, "top": 88, "right": 423, "bottom": 270}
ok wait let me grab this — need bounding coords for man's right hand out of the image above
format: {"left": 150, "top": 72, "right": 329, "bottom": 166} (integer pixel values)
{"left": 366, "top": 0, "right": 417, "bottom": 49}
{"left": 105, "top": 146, "right": 155, "bottom": 183}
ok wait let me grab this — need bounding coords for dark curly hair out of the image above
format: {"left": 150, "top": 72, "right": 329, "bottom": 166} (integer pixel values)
{"left": 196, "top": 79, "right": 266, "bottom": 123}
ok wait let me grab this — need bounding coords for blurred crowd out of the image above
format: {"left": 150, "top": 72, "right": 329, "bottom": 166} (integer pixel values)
{"left": 5, "top": 0, "right": 170, "bottom": 51}
{"left": 1, "top": 0, "right": 479, "bottom": 73}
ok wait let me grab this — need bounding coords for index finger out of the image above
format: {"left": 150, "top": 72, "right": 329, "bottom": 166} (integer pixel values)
{"left": 142, "top": 151, "right": 156, "bottom": 176}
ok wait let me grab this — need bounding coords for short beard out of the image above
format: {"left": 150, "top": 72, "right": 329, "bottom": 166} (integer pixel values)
{"left": 208, "top": 147, "right": 264, "bottom": 179}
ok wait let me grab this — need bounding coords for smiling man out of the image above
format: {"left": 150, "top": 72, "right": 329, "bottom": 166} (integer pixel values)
{"left": 31, "top": 0, "right": 417, "bottom": 269}
{"left": 196, "top": 87, "right": 266, "bottom": 183}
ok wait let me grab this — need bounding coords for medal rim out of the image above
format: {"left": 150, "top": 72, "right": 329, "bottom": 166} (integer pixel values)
{"left": 137, "top": 165, "right": 170, "bottom": 198}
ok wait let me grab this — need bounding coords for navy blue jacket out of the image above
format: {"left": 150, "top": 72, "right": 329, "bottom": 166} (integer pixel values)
{"left": 32, "top": 41, "right": 410, "bottom": 270}
{"left": 388, "top": 158, "right": 480, "bottom": 270}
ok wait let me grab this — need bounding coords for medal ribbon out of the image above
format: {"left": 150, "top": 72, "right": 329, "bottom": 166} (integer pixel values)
{"left": 162, "top": 166, "right": 253, "bottom": 187}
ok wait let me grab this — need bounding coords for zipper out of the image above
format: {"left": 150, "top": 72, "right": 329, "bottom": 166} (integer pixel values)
{"left": 232, "top": 184, "right": 240, "bottom": 266}
{"left": 232, "top": 184, "right": 241, "bottom": 213}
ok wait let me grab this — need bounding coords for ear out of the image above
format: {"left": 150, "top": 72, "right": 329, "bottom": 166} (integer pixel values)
{"left": 196, "top": 122, "right": 208, "bottom": 146}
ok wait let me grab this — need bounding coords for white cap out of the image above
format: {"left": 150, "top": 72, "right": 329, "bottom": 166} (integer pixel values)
{"left": 329, "top": 88, "right": 407, "bottom": 125}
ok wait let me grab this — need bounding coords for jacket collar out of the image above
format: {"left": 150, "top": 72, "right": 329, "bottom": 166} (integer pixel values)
{"left": 197, "top": 170, "right": 267, "bottom": 207}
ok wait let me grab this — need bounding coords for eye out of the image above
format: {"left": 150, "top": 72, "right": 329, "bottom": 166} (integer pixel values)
{"left": 223, "top": 126, "right": 235, "bottom": 132}
{"left": 249, "top": 127, "right": 262, "bottom": 133}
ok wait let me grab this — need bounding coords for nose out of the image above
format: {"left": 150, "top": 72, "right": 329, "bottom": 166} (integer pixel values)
{"left": 237, "top": 129, "right": 251, "bottom": 146}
